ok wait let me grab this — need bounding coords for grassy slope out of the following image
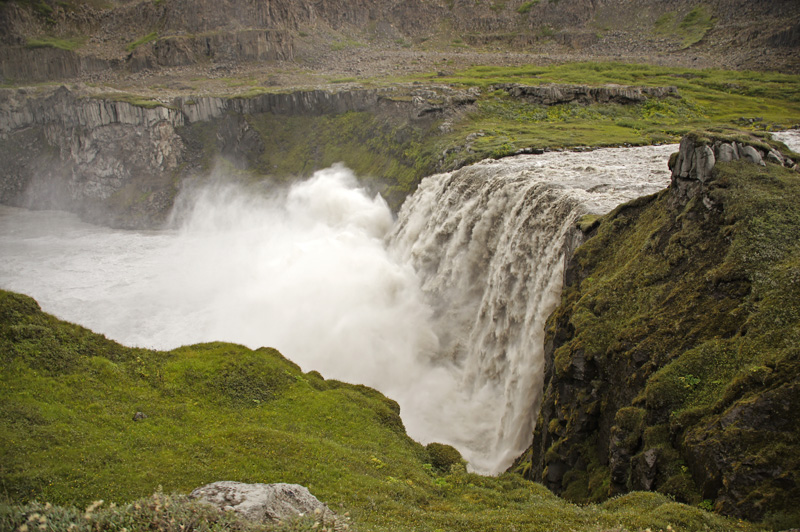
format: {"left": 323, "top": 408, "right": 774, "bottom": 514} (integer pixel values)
{"left": 422, "top": 63, "right": 800, "bottom": 165}
{"left": 0, "top": 290, "right": 763, "bottom": 532}
{"left": 529, "top": 139, "right": 800, "bottom": 527}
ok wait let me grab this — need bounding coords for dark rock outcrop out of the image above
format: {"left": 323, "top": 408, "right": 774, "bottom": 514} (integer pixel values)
{"left": 493, "top": 83, "right": 680, "bottom": 106}
{"left": 0, "top": 84, "right": 474, "bottom": 227}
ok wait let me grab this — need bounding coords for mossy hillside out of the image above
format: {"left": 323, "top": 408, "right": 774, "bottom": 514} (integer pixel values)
{"left": 653, "top": 5, "right": 715, "bottom": 48}
{"left": 530, "top": 148, "right": 800, "bottom": 525}
{"left": 0, "top": 290, "right": 763, "bottom": 532}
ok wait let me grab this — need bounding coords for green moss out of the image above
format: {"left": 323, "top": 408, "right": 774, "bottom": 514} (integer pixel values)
{"left": 1, "top": 289, "right": 766, "bottom": 531}
{"left": 231, "top": 111, "right": 440, "bottom": 210}
{"left": 651, "top": 6, "right": 714, "bottom": 48}
{"left": 126, "top": 31, "right": 158, "bottom": 52}
{"left": 91, "top": 92, "right": 165, "bottom": 109}
{"left": 516, "top": 0, "right": 539, "bottom": 14}
{"left": 577, "top": 213, "right": 602, "bottom": 233}
{"left": 425, "top": 443, "right": 464, "bottom": 472}
{"left": 678, "top": 5, "right": 714, "bottom": 48}
{"left": 25, "top": 35, "right": 86, "bottom": 51}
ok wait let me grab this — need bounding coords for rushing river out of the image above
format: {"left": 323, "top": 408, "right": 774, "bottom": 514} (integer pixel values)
{"left": 1, "top": 143, "right": 684, "bottom": 473}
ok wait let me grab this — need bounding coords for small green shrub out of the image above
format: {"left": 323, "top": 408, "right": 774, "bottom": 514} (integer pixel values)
{"left": 516, "top": 0, "right": 539, "bottom": 14}
{"left": 126, "top": 31, "right": 158, "bottom": 52}
{"left": 426, "top": 442, "right": 464, "bottom": 472}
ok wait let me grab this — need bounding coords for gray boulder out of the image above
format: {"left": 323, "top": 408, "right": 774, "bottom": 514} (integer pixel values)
{"left": 739, "top": 145, "right": 766, "bottom": 166}
{"left": 766, "top": 149, "right": 785, "bottom": 165}
{"left": 190, "top": 481, "right": 336, "bottom": 524}
{"left": 695, "top": 145, "right": 716, "bottom": 182}
{"left": 715, "top": 142, "right": 738, "bottom": 162}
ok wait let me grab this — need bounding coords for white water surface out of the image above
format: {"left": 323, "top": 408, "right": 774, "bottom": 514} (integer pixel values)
{"left": 772, "top": 129, "right": 800, "bottom": 152}
{"left": 0, "top": 146, "right": 676, "bottom": 473}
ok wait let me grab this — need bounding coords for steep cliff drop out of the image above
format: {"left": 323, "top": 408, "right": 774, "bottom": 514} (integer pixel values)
{"left": 389, "top": 145, "right": 674, "bottom": 473}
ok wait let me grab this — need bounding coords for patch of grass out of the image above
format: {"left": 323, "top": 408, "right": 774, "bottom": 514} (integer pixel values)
{"left": 90, "top": 92, "right": 165, "bottom": 109}
{"left": 25, "top": 35, "right": 86, "bottom": 51}
{"left": 126, "top": 31, "right": 158, "bottom": 53}
{"left": 653, "top": 11, "right": 676, "bottom": 36}
{"left": 389, "top": 62, "right": 799, "bottom": 165}
{"left": 678, "top": 5, "right": 714, "bottom": 47}
{"left": 653, "top": 6, "right": 714, "bottom": 48}
{"left": 489, "top": 0, "right": 506, "bottom": 13}
{"left": 329, "top": 38, "right": 364, "bottom": 52}
{"left": 517, "top": 0, "right": 539, "bottom": 14}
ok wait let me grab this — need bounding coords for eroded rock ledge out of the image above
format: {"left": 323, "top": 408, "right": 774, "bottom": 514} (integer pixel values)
{"left": 493, "top": 83, "right": 679, "bottom": 106}
{"left": 668, "top": 131, "right": 798, "bottom": 206}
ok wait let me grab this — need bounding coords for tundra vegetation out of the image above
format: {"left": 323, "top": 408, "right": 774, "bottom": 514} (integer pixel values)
{"left": 523, "top": 132, "right": 800, "bottom": 529}
{"left": 1, "top": 25, "right": 800, "bottom": 532}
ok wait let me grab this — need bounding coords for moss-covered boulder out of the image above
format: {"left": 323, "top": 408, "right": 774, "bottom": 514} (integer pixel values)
{"left": 527, "top": 131, "right": 800, "bottom": 526}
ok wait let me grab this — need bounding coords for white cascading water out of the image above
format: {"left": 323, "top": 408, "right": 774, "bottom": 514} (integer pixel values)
{"left": 0, "top": 145, "right": 678, "bottom": 474}
{"left": 388, "top": 147, "right": 675, "bottom": 472}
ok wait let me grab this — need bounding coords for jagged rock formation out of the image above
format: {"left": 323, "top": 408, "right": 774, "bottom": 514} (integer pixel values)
{"left": 190, "top": 482, "right": 337, "bottom": 524}
{"left": 525, "top": 132, "right": 800, "bottom": 523}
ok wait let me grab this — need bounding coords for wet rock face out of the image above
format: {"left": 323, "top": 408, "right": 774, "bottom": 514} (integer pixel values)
{"left": 0, "top": 84, "right": 454, "bottom": 228}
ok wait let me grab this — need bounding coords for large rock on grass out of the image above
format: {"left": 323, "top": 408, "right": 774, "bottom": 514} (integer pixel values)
{"left": 190, "top": 481, "right": 336, "bottom": 524}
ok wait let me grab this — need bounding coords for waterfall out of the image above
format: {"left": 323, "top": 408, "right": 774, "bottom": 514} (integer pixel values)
{"left": 0, "top": 145, "right": 675, "bottom": 476}
{"left": 389, "top": 146, "right": 674, "bottom": 473}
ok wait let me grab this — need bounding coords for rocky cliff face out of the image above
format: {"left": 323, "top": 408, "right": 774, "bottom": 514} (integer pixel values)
{"left": 525, "top": 131, "right": 800, "bottom": 524}
{"left": 0, "top": 84, "right": 475, "bottom": 227}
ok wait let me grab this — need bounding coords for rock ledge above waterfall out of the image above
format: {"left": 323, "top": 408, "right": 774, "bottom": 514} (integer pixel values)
{"left": 668, "top": 130, "right": 799, "bottom": 204}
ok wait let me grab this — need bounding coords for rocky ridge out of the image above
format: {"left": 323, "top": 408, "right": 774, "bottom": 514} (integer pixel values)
{"left": 1, "top": 0, "right": 799, "bottom": 86}
{"left": 0, "top": 83, "right": 460, "bottom": 226}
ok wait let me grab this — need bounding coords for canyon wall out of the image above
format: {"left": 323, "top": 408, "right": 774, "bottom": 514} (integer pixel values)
{"left": 0, "top": 84, "right": 478, "bottom": 227}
